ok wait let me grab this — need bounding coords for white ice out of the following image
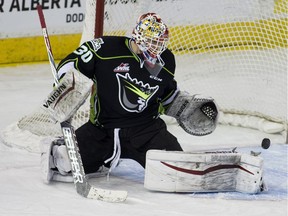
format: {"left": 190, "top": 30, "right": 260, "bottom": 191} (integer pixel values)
{"left": 0, "top": 63, "right": 287, "bottom": 216}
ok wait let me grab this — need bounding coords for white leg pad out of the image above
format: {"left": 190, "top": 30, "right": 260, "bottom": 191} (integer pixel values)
{"left": 40, "top": 137, "right": 73, "bottom": 183}
{"left": 144, "top": 150, "right": 265, "bottom": 194}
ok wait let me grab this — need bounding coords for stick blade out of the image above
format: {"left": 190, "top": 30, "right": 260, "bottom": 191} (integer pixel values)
{"left": 87, "top": 187, "right": 128, "bottom": 202}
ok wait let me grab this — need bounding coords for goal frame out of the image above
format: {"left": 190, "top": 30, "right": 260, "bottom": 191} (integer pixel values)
{"left": 1, "top": 0, "right": 287, "bottom": 152}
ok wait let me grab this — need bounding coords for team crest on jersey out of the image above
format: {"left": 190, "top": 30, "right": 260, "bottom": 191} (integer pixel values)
{"left": 116, "top": 73, "right": 159, "bottom": 113}
{"left": 90, "top": 38, "right": 104, "bottom": 51}
{"left": 114, "top": 63, "right": 130, "bottom": 72}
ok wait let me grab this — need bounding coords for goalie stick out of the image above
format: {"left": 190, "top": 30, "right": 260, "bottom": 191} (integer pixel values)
{"left": 37, "top": 5, "right": 128, "bottom": 202}
{"left": 61, "top": 121, "right": 128, "bottom": 202}
{"left": 37, "top": 5, "right": 59, "bottom": 86}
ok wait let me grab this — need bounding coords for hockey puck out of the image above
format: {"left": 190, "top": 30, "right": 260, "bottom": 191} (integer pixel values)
{"left": 261, "top": 138, "right": 271, "bottom": 149}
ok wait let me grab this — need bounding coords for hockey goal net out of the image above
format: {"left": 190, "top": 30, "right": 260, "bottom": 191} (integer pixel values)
{"left": 1, "top": 0, "right": 287, "bottom": 151}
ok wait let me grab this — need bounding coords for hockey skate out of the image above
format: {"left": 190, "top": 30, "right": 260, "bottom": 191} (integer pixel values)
{"left": 40, "top": 138, "right": 111, "bottom": 183}
{"left": 40, "top": 138, "right": 73, "bottom": 183}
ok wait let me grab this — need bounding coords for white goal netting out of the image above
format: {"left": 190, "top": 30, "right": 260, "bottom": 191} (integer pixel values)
{"left": 1, "top": 0, "right": 287, "bottom": 151}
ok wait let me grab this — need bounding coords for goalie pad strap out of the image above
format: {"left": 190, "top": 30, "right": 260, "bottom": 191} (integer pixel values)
{"left": 144, "top": 150, "right": 265, "bottom": 194}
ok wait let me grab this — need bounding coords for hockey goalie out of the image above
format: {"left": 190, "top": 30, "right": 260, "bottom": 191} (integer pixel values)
{"left": 40, "top": 13, "right": 265, "bottom": 195}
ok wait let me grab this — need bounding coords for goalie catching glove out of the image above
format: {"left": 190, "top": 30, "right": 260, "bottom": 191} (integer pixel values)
{"left": 42, "top": 67, "right": 92, "bottom": 122}
{"left": 165, "top": 91, "right": 218, "bottom": 136}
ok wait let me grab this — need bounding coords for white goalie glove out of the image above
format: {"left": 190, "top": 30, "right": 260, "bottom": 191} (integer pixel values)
{"left": 165, "top": 91, "right": 218, "bottom": 136}
{"left": 42, "top": 67, "right": 92, "bottom": 122}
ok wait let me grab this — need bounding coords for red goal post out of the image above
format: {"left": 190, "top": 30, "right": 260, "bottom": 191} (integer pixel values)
{"left": 1, "top": 0, "right": 287, "bottom": 151}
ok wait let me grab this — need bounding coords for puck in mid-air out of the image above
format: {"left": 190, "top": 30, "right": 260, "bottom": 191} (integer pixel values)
{"left": 261, "top": 138, "right": 271, "bottom": 149}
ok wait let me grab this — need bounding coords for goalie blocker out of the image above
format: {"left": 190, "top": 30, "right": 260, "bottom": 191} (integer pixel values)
{"left": 42, "top": 67, "right": 92, "bottom": 123}
{"left": 144, "top": 150, "right": 266, "bottom": 194}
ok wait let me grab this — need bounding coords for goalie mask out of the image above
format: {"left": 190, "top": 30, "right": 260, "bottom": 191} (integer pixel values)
{"left": 132, "top": 13, "right": 169, "bottom": 74}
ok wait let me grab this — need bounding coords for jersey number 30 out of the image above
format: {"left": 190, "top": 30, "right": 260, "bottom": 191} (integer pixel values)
{"left": 74, "top": 45, "right": 93, "bottom": 63}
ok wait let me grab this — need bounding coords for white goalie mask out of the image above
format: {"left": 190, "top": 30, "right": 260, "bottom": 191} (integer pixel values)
{"left": 132, "top": 13, "right": 169, "bottom": 68}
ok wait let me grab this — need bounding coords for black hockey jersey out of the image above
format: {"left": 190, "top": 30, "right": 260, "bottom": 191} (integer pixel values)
{"left": 57, "top": 36, "right": 178, "bottom": 128}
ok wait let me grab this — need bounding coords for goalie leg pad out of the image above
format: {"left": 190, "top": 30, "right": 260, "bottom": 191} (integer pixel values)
{"left": 40, "top": 137, "right": 73, "bottom": 183}
{"left": 144, "top": 150, "right": 265, "bottom": 194}
{"left": 40, "top": 138, "right": 111, "bottom": 183}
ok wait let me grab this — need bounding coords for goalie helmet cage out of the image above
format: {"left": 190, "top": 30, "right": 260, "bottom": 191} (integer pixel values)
{"left": 1, "top": 0, "right": 287, "bottom": 151}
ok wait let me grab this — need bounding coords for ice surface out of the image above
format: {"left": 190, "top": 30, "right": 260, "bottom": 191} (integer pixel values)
{"left": 0, "top": 63, "right": 287, "bottom": 216}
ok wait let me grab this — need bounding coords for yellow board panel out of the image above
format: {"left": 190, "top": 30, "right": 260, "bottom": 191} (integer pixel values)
{"left": 274, "top": 0, "right": 288, "bottom": 14}
{"left": 0, "top": 34, "right": 81, "bottom": 65}
{"left": 104, "top": 18, "right": 287, "bottom": 55}
{"left": 1, "top": 17, "right": 287, "bottom": 64}
{"left": 169, "top": 18, "right": 288, "bottom": 55}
